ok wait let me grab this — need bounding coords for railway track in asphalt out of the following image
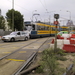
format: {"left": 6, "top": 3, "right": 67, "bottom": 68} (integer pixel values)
{"left": 0, "top": 39, "right": 40, "bottom": 60}
{"left": 0, "top": 37, "right": 52, "bottom": 75}
{"left": 12, "top": 37, "right": 51, "bottom": 75}
{"left": 13, "top": 37, "right": 51, "bottom": 75}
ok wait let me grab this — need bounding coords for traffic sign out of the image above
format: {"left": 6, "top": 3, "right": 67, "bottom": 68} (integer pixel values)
{"left": 54, "top": 21, "right": 59, "bottom": 25}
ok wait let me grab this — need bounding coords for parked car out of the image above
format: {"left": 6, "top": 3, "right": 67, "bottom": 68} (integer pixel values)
{"left": 57, "top": 31, "right": 68, "bottom": 36}
{"left": 1, "top": 31, "right": 30, "bottom": 42}
{"left": 70, "top": 31, "right": 75, "bottom": 34}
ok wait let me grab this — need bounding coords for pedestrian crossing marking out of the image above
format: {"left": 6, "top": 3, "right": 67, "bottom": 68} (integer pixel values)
{"left": 8, "top": 59, "right": 25, "bottom": 61}
{"left": 19, "top": 51, "right": 26, "bottom": 53}
{"left": 38, "top": 51, "right": 42, "bottom": 53}
{"left": 2, "top": 52, "right": 11, "bottom": 53}
{"left": 48, "top": 43, "right": 50, "bottom": 44}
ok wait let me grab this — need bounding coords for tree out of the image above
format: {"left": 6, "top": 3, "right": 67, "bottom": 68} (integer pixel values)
{"left": 0, "top": 16, "right": 6, "bottom": 30}
{"left": 6, "top": 9, "right": 24, "bottom": 31}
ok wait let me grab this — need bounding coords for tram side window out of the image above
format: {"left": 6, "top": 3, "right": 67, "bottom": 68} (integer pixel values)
{"left": 62, "top": 28, "right": 68, "bottom": 31}
{"left": 52, "top": 27, "right": 56, "bottom": 31}
{"left": 44, "top": 26, "right": 49, "bottom": 30}
{"left": 41, "top": 26, "right": 45, "bottom": 30}
{"left": 37, "top": 25, "right": 45, "bottom": 30}
{"left": 37, "top": 25, "right": 41, "bottom": 30}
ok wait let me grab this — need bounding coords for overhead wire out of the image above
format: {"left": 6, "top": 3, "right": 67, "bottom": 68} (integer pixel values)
{"left": 6, "top": 0, "right": 49, "bottom": 22}
{"left": 6, "top": 0, "right": 31, "bottom": 12}
{"left": 38, "top": 0, "right": 48, "bottom": 12}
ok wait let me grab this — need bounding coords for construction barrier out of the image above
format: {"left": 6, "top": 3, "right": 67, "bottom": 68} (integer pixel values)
{"left": 51, "top": 38, "right": 75, "bottom": 53}
{"left": 63, "top": 44, "right": 75, "bottom": 53}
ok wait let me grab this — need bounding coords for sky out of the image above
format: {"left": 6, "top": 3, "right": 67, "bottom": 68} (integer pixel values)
{"left": 0, "top": 0, "right": 75, "bottom": 25}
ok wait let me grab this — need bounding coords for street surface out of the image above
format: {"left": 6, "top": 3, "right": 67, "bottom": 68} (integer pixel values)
{"left": 0, "top": 37, "right": 53, "bottom": 75}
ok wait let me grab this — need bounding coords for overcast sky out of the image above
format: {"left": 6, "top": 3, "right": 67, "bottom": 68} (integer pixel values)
{"left": 0, "top": 0, "right": 75, "bottom": 25}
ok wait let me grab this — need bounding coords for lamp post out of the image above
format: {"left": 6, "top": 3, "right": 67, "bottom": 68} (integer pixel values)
{"left": 67, "top": 10, "right": 72, "bottom": 31}
{"left": 12, "top": 0, "right": 14, "bottom": 31}
{"left": 67, "top": 11, "right": 71, "bottom": 20}
{"left": 46, "top": 11, "right": 55, "bottom": 24}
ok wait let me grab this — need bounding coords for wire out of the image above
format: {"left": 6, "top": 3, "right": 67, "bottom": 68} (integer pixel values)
{"left": 6, "top": 0, "right": 31, "bottom": 12}
{"left": 44, "top": 0, "right": 47, "bottom": 10}
{"left": 39, "top": 0, "right": 48, "bottom": 12}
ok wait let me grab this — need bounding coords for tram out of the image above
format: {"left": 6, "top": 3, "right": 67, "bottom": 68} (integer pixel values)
{"left": 59, "top": 26, "right": 69, "bottom": 31}
{"left": 24, "top": 21, "right": 58, "bottom": 38}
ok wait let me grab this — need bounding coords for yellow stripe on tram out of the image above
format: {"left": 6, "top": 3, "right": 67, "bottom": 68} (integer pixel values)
{"left": 8, "top": 59, "right": 25, "bottom": 61}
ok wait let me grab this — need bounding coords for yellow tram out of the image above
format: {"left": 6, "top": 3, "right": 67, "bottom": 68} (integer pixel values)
{"left": 24, "top": 21, "right": 59, "bottom": 38}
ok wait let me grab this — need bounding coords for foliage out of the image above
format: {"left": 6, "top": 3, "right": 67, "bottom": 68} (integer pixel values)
{"left": 37, "top": 48, "right": 58, "bottom": 75}
{"left": 36, "top": 65, "right": 44, "bottom": 73}
{"left": 6, "top": 9, "right": 24, "bottom": 31}
{"left": 36, "top": 48, "right": 66, "bottom": 75}
{"left": 0, "top": 16, "right": 6, "bottom": 30}
{"left": 55, "top": 48, "right": 67, "bottom": 56}
{"left": 56, "top": 56, "right": 67, "bottom": 61}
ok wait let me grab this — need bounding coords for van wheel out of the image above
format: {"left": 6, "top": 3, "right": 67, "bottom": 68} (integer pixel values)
{"left": 25, "top": 37, "right": 28, "bottom": 41}
{"left": 10, "top": 38, "right": 15, "bottom": 42}
{"left": 3, "top": 41, "right": 7, "bottom": 42}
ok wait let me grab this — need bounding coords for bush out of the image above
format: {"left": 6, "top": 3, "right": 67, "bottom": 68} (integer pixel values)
{"left": 40, "top": 48, "right": 59, "bottom": 75}
{"left": 36, "top": 48, "right": 66, "bottom": 75}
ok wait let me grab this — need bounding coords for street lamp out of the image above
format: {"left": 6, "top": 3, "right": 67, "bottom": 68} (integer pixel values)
{"left": 46, "top": 11, "right": 55, "bottom": 24}
{"left": 67, "top": 10, "right": 72, "bottom": 31}
{"left": 67, "top": 10, "right": 71, "bottom": 20}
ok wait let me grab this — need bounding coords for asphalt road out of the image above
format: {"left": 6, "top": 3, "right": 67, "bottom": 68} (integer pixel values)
{"left": 0, "top": 37, "right": 53, "bottom": 75}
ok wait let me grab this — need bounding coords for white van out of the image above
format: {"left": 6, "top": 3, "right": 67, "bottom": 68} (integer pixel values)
{"left": 1, "top": 31, "right": 30, "bottom": 42}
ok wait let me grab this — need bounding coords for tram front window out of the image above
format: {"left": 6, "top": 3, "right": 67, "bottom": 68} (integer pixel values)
{"left": 32, "top": 25, "right": 35, "bottom": 30}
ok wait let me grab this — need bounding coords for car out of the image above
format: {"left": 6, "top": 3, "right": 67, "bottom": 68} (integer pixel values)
{"left": 1, "top": 31, "right": 30, "bottom": 42}
{"left": 57, "top": 31, "right": 68, "bottom": 36}
{"left": 70, "top": 31, "right": 75, "bottom": 34}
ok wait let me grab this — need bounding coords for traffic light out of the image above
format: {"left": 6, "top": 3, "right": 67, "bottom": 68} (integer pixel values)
{"left": 54, "top": 14, "right": 59, "bottom": 19}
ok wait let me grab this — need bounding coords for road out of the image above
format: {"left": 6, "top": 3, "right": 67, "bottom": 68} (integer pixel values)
{"left": 0, "top": 37, "right": 53, "bottom": 75}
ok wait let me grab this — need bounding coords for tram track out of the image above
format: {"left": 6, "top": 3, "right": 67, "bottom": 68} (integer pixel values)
{"left": 0, "top": 39, "right": 39, "bottom": 60}
{"left": 12, "top": 37, "right": 51, "bottom": 75}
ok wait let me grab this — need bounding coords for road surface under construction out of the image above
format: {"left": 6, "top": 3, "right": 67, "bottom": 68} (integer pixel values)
{"left": 0, "top": 37, "right": 53, "bottom": 75}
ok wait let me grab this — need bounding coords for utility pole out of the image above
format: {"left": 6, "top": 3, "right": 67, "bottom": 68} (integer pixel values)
{"left": 67, "top": 11, "right": 72, "bottom": 32}
{"left": 12, "top": 0, "right": 14, "bottom": 31}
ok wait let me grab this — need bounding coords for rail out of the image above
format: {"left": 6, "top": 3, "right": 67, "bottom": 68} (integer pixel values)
{"left": 13, "top": 51, "right": 38, "bottom": 75}
{"left": 63, "top": 64, "right": 74, "bottom": 75}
